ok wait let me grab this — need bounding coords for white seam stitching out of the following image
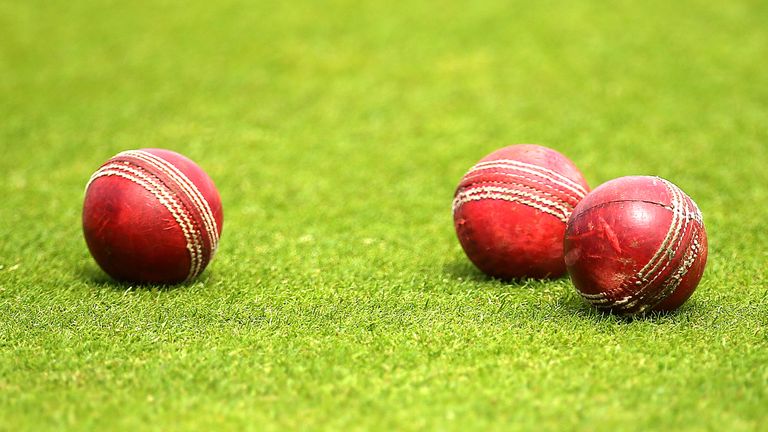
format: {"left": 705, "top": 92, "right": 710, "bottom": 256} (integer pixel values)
{"left": 468, "top": 160, "right": 588, "bottom": 197}
{"left": 471, "top": 159, "right": 588, "bottom": 194}
{"left": 464, "top": 165, "right": 587, "bottom": 200}
{"left": 634, "top": 179, "right": 683, "bottom": 280}
{"left": 119, "top": 150, "right": 219, "bottom": 252}
{"left": 460, "top": 180, "right": 577, "bottom": 212}
{"left": 94, "top": 166, "right": 202, "bottom": 280}
{"left": 119, "top": 151, "right": 219, "bottom": 253}
{"left": 93, "top": 164, "right": 203, "bottom": 280}
{"left": 576, "top": 180, "right": 698, "bottom": 309}
{"left": 90, "top": 164, "right": 203, "bottom": 281}
{"left": 454, "top": 185, "right": 573, "bottom": 220}
{"left": 617, "top": 180, "right": 691, "bottom": 312}
{"left": 129, "top": 150, "right": 219, "bottom": 243}
{"left": 452, "top": 192, "right": 569, "bottom": 223}
{"left": 639, "top": 191, "right": 702, "bottom": 310}
{"left": 460, "top": 172, "right": 584, "bottom": 205}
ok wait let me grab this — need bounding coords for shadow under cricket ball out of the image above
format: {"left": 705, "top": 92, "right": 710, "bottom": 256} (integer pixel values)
{"left": 82, "top": 149, "right": 223, "bottom": 284}
{"left": 564, "top": 175, "right": 708, "bottom": 316}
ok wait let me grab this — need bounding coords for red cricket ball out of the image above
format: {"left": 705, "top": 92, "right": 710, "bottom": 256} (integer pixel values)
{"left": 453, "top": 144, "right": 590, "bottom": 279}
{"left": 564, "top": 176, "right": 708, "bottom": 315}
{"left": 83, "top": 149, "right": 223, "bottom": 284}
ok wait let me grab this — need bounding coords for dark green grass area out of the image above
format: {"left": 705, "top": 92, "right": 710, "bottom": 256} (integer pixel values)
{"left": 1, "top": 0, "right": 767, "bottom": 430}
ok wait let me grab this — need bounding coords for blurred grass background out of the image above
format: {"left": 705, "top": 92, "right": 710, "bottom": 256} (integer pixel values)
{"left": 1, "top": 0, "right": 767, "bottom": 430}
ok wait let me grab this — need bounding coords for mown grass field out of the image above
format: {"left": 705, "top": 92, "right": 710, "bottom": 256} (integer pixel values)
{"left": 1, "top": 0, "right": 767, "bottom": 430}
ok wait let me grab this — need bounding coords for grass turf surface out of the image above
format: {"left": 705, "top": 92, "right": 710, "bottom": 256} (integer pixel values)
{"left": 1, "top": 0, "right": 768, "bottom": 430}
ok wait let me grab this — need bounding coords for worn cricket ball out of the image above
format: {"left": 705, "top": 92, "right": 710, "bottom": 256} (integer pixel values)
{"left": 83, "top": 149, "right": 223, "bottom": 284}
{"left": 452, "top": 144, "right": 590, "bottom": 279}
{"left": 564, "top": 176, "right": 708, "bottom": 315}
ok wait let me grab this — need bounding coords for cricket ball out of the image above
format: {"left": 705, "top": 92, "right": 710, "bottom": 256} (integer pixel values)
{"left": 453, "top": 144, "right": 590, "bottom": 279}
{"left": 564, "top": 176, "right": 708, "bottom": 315}
{"left": 83, "top": 149, "right": 223, "bottom": 284}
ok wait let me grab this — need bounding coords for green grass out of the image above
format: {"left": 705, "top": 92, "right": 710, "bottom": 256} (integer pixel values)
{"left": 1, "top": 0, "right": 767, "bottom": 430}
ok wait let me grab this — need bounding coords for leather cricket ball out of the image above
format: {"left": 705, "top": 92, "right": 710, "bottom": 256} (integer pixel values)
{"left": 83, "top": 149, "right": 223, "bottom": 284}
{"left": 564, "top": 176, "right": 708, "bottom": 315}
{"left": 453, "top": 144, "right": 590, "bottom": 279}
